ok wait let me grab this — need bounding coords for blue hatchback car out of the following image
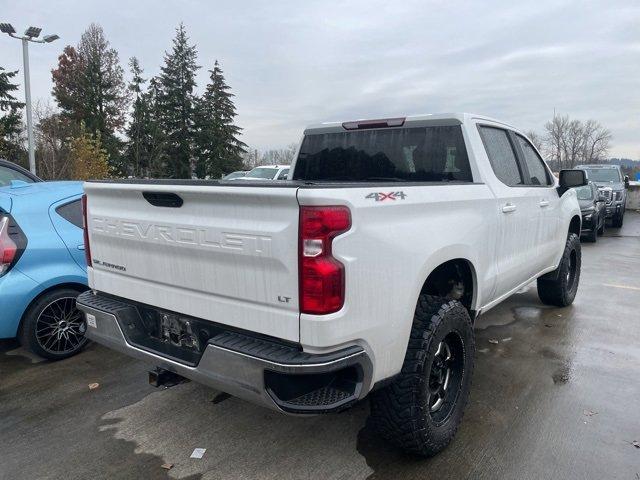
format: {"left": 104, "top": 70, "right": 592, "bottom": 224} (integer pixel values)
{"left": 1, "top": 176, "right": 89, "bottom": 360}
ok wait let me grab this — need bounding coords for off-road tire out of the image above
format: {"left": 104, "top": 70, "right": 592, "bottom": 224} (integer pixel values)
{"left": 537, "top": 233, "right": 581, "bottom": 307}
{"left": 611, "top": 210, "right": 624, "bottom": 228}
{"left": 584, "top": 223, "right": 597, "bottom": 243}
{"left": 369, "top": 295, "right": 475, "bottom": 456}
{"left": 19, "top": 288, "right": 88, "bottom": 361}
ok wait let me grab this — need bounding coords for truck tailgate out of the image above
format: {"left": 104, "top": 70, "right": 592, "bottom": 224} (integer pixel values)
{"left": 84, "top": 182, "right": 300, "bottom": 342}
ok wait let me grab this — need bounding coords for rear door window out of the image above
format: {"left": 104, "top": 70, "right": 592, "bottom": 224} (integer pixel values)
{"left": 293, "top": 125, "right": 472, "bottom": 182}
{"left": 516, "top": 135, "right": 552, "bottom": 186}
{"left": 55, "top": 199, "right": 83, "bottom": 229}
{"left": 479, "top": 127, "right": 524, "bottom": 186}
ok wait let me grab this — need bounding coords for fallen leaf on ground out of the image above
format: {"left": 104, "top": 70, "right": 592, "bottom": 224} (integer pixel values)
{"left": 502, "top": 337, "right": 512, "bottom": 342}
{"left": 88, "top": 383, "right": 100, "bottom": 390}
{"left": 544, "top": 324, "right": 553, "bottom": 328}
{"left": 632, "top": 440, "right": 640, "bottom": 449}
{"left": 583, "top": 410, "right": 598, "bottom": 417}
{"left": 161, "top": 464, "right": 173, "bottom": 470}
{"left": 488, "top": 339, "right": 499, "bottom": 345}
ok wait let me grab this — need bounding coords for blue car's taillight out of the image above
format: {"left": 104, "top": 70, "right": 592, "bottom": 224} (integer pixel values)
{"left": 0, "top": 213, "right": 27, "bottom": 277}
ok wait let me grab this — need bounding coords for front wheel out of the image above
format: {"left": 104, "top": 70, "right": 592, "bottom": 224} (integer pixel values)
{"left": 369, "top": 295, "right": 474, "bottom": 456}
{"left": 584, "top": 223, "right": 597, "bottom": 243}
{"left": 19, "top": 288, "right": 89, "bottom": 360}
{"left": 537, "top": 233, "right": 581, "bottom": 307}
{"left": 611, "top": 209, "right": 624, "bottom": 228}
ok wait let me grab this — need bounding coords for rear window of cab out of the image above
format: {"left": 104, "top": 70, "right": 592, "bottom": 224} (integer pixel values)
{"left": 293, "top": 126, "right": 472, "bottom": 183}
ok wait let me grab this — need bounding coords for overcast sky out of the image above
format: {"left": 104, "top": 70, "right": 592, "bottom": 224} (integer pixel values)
{"left": 1, "top": 0, "right": 639, "bottom": 158}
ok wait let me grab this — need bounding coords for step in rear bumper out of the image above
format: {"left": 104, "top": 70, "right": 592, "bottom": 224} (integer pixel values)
{"left": 76, "top": 291, "right": 372, "bottom": 414}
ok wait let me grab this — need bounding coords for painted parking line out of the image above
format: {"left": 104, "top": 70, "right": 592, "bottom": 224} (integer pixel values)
{"left": 603, "top": 283, "right": 640, "bottom": 291}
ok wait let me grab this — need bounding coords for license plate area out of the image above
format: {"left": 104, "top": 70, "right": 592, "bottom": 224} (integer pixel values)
{"left": 115, "top": 304, "right": 224, "bottom": 366}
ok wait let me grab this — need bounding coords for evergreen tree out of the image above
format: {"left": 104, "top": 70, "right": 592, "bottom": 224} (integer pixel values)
{"left": 157, "top": 23, "right": 199, "bottom": 178}
{"left": 51, "top": 24, "right": 129, "bottom": 172}
{"left": 0, "top": 66, "right": 25, "bottom": 161}
{"left": 124, "top": 59, "right": 167, "bottom": 177}
{"left": 145, "top": 77, "right": 169, "bottom": 177}
{"left": 125, "top": 57, "right": 147, "bottom": 176}
{"left": 194, "top": 60, "right": 247, "bottom": 179}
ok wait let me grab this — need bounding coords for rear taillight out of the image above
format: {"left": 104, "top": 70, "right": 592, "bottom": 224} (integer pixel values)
{"left": 299, "top": 206, "right": 351, "bottom": 314}
{"left": 82, "top": 194, "right": 92, "bottom": 267}
{"left": 0, "top": 216, "right": 17, "bottom": 276}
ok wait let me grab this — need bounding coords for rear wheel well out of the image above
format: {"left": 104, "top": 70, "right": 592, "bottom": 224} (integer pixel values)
{"left": 17, "top": 283, "right": 88, "bottom": 340}
{"left": 420, "top": 259, "right": 475, "bottom": 318}
{"left": 569, "top": 215, "right": 581, "bottom": 236}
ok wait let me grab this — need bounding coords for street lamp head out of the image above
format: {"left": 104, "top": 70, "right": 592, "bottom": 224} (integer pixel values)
{"left": 0, "top": 23, "right": 16, "bottom": 34}
{"left": 25, "top": 26, "right": 42, "bottom": 38}
{"left": 43, "top": 34, "right": 59, "bottom": 43}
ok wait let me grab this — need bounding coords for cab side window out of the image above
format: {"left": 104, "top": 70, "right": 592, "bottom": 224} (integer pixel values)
{"left": 515, "top": 135, "right": 552, "bottom": 186}
{"left": 479, "top": 126, "right": 524, "bottom": 186}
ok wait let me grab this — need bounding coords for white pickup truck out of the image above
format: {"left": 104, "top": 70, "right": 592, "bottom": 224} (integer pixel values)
{"left": 77, "top": 113, "right": 587, "bottom": 456}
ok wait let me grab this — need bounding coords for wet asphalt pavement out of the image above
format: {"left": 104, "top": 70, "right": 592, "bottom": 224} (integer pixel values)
{"left": 2, "top": 213, "right": 640, "bottom": 480}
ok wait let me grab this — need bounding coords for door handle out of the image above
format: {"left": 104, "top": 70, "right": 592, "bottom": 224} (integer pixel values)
{"left": 77, "top": 245, "right": 85, "bottom": 251}
{"left": 502, "top": 203, "right": 517, "bottom": 213}
{"left": 539, "top": 200, "right": 550, "bottom": 208}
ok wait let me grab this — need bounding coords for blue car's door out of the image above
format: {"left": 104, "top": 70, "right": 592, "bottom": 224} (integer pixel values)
{"left": 49, "top": 195, "right": 86, "bottom": 270}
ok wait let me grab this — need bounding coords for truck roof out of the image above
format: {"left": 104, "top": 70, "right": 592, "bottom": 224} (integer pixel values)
{"left": 304, "top": 113, "right": 518, "bottom": 134}
{"left": 575, "top": 164, "right": 620, "bottom": 170}
{"left": 251, "top": 164, "right": 290, "bottom": 169}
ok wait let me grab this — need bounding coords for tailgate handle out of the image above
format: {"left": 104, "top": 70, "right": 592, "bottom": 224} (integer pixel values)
{"left": 142, "top": 192, "right": 183, "bottom": 208}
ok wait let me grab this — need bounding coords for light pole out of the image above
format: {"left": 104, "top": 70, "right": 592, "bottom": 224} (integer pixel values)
{"left": 0, "top": 23, "right": 59, "bottom": 176}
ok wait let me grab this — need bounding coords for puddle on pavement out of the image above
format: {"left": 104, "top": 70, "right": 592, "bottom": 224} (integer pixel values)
{"left": 211, "top": 392, "right": 231, "bottom": 404}
{"left": 355, "top": 419, "right": 407, "bottom": 479}
{"left": 512, "top": 306, "right": 544, "bottom": 321}
{"left": 4, "top": 347, "right": 46, "bottom": 364}
{"left": 99, "top": 382, "right": 373, "bottom": 479}
{"left": 551, "top": 363, "right": 574, "bottom": 385}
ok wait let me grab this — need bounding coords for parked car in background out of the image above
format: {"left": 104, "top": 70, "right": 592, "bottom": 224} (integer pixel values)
{"left": 78, "top": 113, "right": 587, "bottom": 457}
{"left": 575, "top": 164, "right": 628, "bottom": 227}
{"left": 574, "top": 181, "right": 606, "bottom": 242}
{"left": 222, "top": 170, "right": 248, "bottom": 180}
{"left": 1, "top": 181, "right": 88, "bottom": 360}
{"left": 233, "top": 165, "right": 290, "bottom": 180}
{"left": 0, "top": 159, "right": 42, "bottom": 185}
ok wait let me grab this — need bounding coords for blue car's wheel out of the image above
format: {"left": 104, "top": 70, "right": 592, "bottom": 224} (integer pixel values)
{"left": 19, "top": 288, "right": 89, "bottom": 360}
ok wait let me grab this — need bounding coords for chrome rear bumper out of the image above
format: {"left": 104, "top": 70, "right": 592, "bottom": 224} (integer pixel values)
{"left": 76, "top": 291, "right": 372, "bottom": 413}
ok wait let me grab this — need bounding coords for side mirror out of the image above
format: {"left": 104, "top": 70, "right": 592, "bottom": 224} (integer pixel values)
{"left": 558, "top": 169, "right": 587, "bottom": 196}
{"left": 624, "top": 175, "right": 630, "bottom": 188}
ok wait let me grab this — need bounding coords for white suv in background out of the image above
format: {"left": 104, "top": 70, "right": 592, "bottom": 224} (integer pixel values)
{"left": 233, "top": 164, "right": 290, "bottom": 181}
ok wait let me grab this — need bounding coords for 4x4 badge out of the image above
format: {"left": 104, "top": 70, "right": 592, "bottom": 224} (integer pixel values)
{"left": 366, "top": 191, "right": 407, "bottom": 202}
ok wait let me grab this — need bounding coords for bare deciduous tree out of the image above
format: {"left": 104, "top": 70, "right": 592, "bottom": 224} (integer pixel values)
{"left": 543, "top": 114, "right": 570, "bottom": 169}
{"left": 242, "top": 143, "right": 298, "bottom": 169}
{"left": 542, "top": 114, "right": 612, "bottom": 169}
{"left": 581, "top": 119, "right": 611, "bottom": 164}
{"left": 34, "top": 101, "right": 76, "bottom": 180}
{"left": 525, "top": 130, "right": 544, "bottom": 153}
